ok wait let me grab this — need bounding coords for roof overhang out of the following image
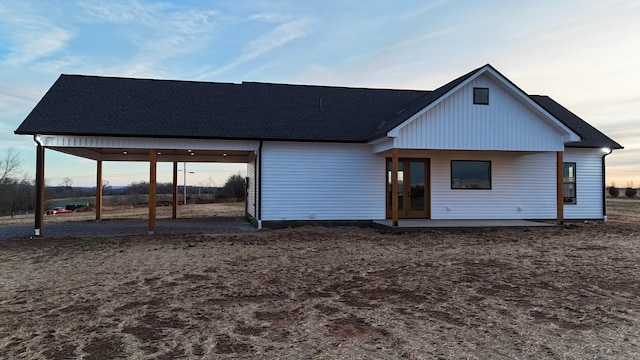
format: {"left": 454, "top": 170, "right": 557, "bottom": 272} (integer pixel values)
{"left": 30, "top": 134, "right": 260, "bottom": 163}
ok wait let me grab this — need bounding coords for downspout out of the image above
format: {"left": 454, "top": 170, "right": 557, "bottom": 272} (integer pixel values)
{"left": 257, "top": 140, "right": 263, "bottom": 229}
{"left": 602, "top": 147, "right": 613, "bottom": 222}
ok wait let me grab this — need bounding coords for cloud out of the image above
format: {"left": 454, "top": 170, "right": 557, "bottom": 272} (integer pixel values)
{"left": 76, "top": 0, "right": 219, "bottom": 78}
{"left": 77, "top": 0, "right": 170, "bottom": 24}
{"left": 248, "top": 13, "right": 289, "bottom": 22}
{"left": 0, "top": 4, "right": 74, "bottom": 66}
{"left": 243, "top": 19, "right": 309, "bottom": 61}
{"left": 201, "top": 18, "right": 311, "bottom": 78}
{"left": 345, "top": 26, "right": 461, "bottom": 64}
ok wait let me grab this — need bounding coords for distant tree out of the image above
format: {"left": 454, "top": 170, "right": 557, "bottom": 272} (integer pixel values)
{"left": 625, "top": 181, "right": 637, "bottom": 198}
{"left": 0, "top": 148, "right": 23, "bottom": 183}
{"left": 102, "top": 180, "right": 111, "bottom": 192}
{"left": 625, "top": 187, "right": 637, "bottom": 198}
{"left": 61, "top": 177, "right": 73, "bottom": 188}
{"left": 221, "top": 174, "right": 246, "bottom": 199}
{"left": 0, "top": 177, "right": 34, "bottom": 214}
{"left": 608, "top": 183, "right": 619, "bottom": 198}
{"left": 0, "top": 149, "right": 30, "bottom": 215}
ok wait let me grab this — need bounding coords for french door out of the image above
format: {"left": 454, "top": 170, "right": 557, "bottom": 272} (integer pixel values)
{"left": 386, "top": 159, "right": 430, "bottom": 218}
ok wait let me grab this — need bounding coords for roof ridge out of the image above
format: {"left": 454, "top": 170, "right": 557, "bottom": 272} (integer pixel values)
{"left": 59, "top": 74, "right": 241, "bottom": 86}
{"left": 240, "top": 81, "right": 432, "bottom": 92}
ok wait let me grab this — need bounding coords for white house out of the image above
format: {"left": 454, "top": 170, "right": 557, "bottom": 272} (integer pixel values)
{"left": 16, "top": 64, "right": 622, "bottom": 234}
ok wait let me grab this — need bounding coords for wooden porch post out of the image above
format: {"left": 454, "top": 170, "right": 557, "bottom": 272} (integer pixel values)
{"left": 172, "top": 161, "right": 178, "bottom": 219}
{"left": 34, "top": 144, "right": 45, "bottom": 237}
{"left": 392, "top": 148, "right": 399, "bottom": 227}
{"left": 96, "top": 160, "right": 103, "bottom": 221}
{"left": 557, "top": 151, "right": 564, "bottom": 225}
{"left": 149, "top": 150, "right": 157, "bottom": 235}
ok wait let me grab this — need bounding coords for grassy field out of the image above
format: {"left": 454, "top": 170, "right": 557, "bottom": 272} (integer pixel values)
{"left": 0, "top": 202, "right": 245, "bottom": 227}
{"left": 0, "top": 200, "right": 639, "bottom": 359}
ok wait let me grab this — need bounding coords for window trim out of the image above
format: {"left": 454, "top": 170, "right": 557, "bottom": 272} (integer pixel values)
{"left": 563, "top": 162, "right": 577, "bottom": 205}
{"left": 473, "top": 87, "right": 489, "bottom": 105}
{"left": 451, "top": 160, "right": 492, "bottom": 190}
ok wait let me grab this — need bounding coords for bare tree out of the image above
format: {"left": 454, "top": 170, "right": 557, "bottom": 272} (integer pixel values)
{"left": 0, "top": 148, "right": 23, "bottom": 183}
{"left": 102, "top": 179, "right": 111, "bottom": 191}
{"left": 61, "top": 177, "right": 73, "bottom": 188}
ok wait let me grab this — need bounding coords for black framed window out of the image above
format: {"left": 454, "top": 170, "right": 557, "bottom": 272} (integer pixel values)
{"left": 451, "top": 160, "right": 491, "bottom": 189}
{"left": 473, "top": 87, "right": 489, "bottom": 105}
{"left": 563, "top": 162, "right": 576, "bottom": 204}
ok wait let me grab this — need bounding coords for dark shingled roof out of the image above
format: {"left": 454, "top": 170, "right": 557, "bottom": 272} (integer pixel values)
{"left": 15, "top": 65, "right": 621, "bottom": 149}
{"left": 15, "top": 75, "right": 427, "bottom": 142}
{"left": 530, "top": 95, "right": 622, "bottom": 149}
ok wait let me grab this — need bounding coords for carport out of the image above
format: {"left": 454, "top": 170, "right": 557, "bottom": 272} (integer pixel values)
{"left": 31, "top": 134, "right": 258, "bottom": 236}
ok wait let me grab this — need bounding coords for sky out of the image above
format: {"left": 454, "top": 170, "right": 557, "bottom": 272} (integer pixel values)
{"left": 1, "top": 0, "right": 639, "bottom": 188}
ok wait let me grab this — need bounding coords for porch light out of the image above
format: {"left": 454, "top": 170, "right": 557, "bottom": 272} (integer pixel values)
{"left": 601, "top": 147, "right": 612, "bottom": 154}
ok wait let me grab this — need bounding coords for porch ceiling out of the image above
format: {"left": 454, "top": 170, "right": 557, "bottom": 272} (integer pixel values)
{"left": 49, "top": 146, "right": 253, "bottom": 163}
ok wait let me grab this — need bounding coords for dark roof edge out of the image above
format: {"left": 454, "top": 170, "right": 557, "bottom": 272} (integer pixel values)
{"left": 59, "top": 74, "right": 427, "bottom": 92}
{"left": 530, "top": 95, "right": 623, "bottom": 150}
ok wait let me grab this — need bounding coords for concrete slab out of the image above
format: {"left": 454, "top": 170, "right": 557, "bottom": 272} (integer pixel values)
{"left": 0, "top": 217, "right": 255, "bottom": 240}
{"left": 372, "top": 219, "right": 557, "bottom": 232}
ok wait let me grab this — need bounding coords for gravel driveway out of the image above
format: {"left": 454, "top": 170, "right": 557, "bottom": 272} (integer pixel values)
{"left": 0, "top": 217, "right": 255, "bottom": 240}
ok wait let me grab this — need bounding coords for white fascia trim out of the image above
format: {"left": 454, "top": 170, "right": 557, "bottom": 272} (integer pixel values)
{"left": 367, "top": 136, "right": 394, "bottom": 154}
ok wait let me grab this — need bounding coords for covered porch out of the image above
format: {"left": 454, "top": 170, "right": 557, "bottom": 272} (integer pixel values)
{"left": 380, "top": 148, "right": 566, "bottom": 227}
{"left": 32, "top": 135, "right": 258, "bottom": 237}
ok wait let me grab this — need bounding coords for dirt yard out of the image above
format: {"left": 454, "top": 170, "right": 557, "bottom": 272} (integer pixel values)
{"left": 1, "top": 200, "right": 639, "bottom": 359}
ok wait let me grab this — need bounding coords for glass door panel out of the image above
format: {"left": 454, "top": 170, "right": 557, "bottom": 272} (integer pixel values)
{"left": 409, "top": 161, "right": 425, "bottom": 213}
{"left": 387, "top": 161, "right": 403, "bottom": 212}
{"left": 387, "top": 159, "right": 429, "bottom": 219}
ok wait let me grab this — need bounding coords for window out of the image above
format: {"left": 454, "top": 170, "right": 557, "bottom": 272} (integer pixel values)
{"left": 451, "top": 160, "right": 491, "bottom": 189}
{"left": 473, "top": 87, "right": 489, "bottom": 105}
{"left": 563, "top": 162, "right": 576, "bottom": 204}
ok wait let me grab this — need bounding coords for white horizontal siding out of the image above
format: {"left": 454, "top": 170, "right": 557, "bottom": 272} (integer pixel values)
{"left": 261, "top": 142, "right": 385, "bottom": 221}
{"left": 395, "top": 74, "right": 565, "bottom": 151}
{"left": 564, "top": 148, "right": 604, "bottom": 219}
{"left": 246, "top": 157, "right": 256, "bottom": 218}
{"left": 430, "top": 151, "right": 557, "bottom": 220}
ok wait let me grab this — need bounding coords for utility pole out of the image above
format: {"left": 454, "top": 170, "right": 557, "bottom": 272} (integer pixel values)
{"left": 183, "top": 162, "right": 194, "bottom": 205}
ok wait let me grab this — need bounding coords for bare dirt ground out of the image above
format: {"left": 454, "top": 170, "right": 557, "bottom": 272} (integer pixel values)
{"left": 1, "top": 200, "right": 639, "bottom": 359}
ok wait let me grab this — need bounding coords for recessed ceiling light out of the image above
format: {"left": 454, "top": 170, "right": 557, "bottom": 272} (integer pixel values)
{"left": 123, "top": 151, "right": 128, "bottom": 155}
{"left": 223, "top": 153, "right": 227, "bottom": 157}
{"left": 190, "top": 153, "right": 195, "bottom": 156}
{"left": 157, "top": 152, "right": 162, "bottom": 155}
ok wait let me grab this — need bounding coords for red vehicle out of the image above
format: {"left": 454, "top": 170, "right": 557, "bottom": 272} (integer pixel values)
{"left": 46, "top": 207, "right": 73, "bottom": 215}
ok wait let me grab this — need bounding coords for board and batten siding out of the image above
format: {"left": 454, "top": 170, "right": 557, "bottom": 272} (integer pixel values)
{"left": 260, "top": 142, "right": 385, "bottom": 221}
{"left": 564, "top": 148, "right": 605, "bottom": 220}
{"left": 430, "top": 150, "right": 557, "bottom": 220}
{"left": 246, "top": 156, "right": 257, "bottom": 218}
{"left": 394, "top": 74, "right": 566, "bottom": 151}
